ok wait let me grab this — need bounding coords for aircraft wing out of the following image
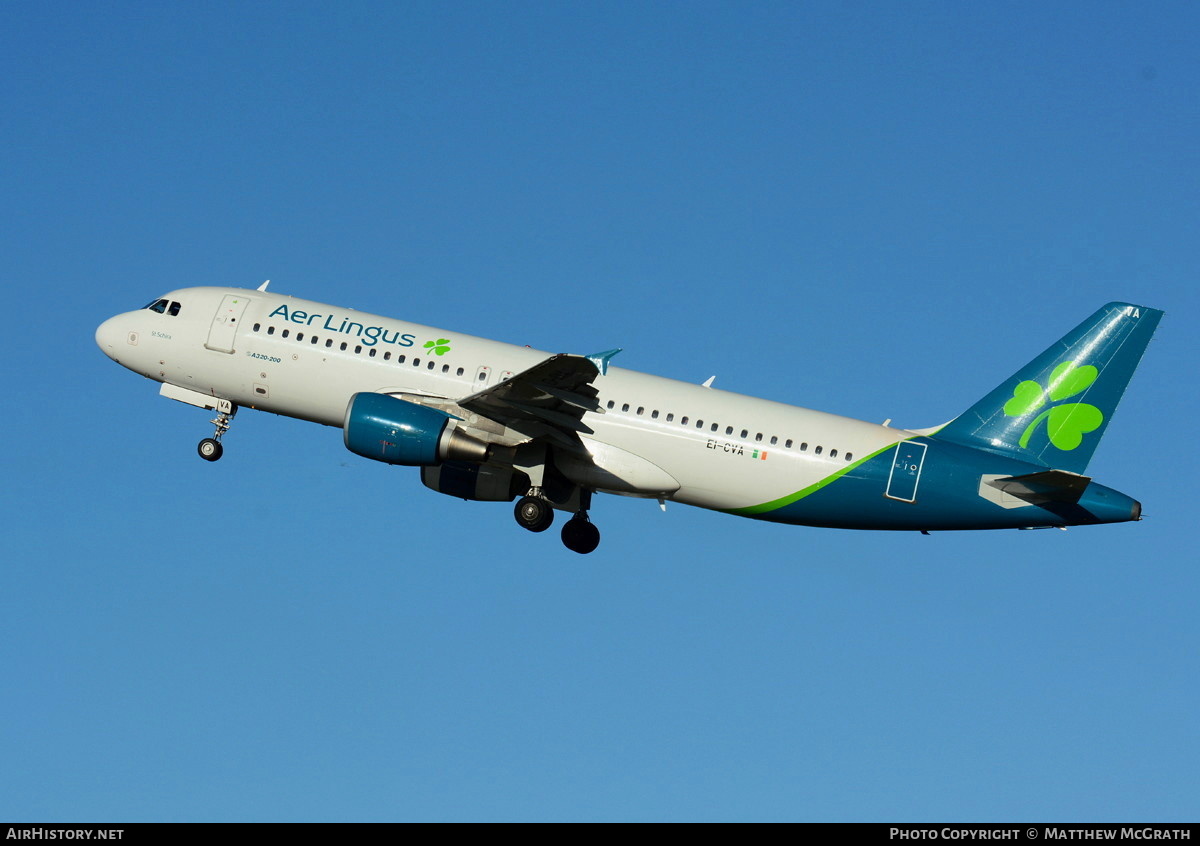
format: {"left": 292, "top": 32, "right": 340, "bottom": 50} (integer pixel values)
{"left": 457, "top": 353, "right": 612, "bottom": 448}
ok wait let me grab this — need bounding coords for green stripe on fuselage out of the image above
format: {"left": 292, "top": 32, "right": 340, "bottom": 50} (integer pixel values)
{"left": 725, "top": 441, "right": 901, "bottom": 516}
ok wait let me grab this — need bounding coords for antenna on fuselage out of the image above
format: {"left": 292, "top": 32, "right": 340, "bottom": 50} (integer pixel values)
{"left": 257, "top": 279, "right": 270, "bottom": 291}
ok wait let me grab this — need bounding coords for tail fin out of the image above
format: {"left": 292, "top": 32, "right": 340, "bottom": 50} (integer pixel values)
{"left": 935, "top": 302, "right": 1163, "bottom": 473}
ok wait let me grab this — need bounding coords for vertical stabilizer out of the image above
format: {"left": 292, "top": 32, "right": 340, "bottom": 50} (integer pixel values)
{"left": 934, "top": 302, "right": 1163, "bottom": 473}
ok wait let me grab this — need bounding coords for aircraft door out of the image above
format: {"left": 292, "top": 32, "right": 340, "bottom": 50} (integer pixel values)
{"left": 884, "top": 441, "right": 927, "bottom": 502}
{"left": 205, "top": 294, "right": 251, "bottom": 353}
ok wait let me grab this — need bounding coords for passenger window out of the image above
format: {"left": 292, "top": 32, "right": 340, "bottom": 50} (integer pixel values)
{"left": 845, "top": 452, "right": 853, "bottom": 462}
{"left": 414, "top": 358, "right": 421, "bottom": 367}
{"left": 770, "top": 436, "right": 778, "bottom": 445}
{"left": 369, "top": 348, "right": 377, "bottom": 357}
{"left": 726, "top": 426, "right": 733, "bottom": 435}
{"left": 354, "top": 345, "right": 362, "bottom": 354}
{"left": 253, "top": 323, "right": 261, "bottom": 332}
{"left": 428, "top": 361, "right": 435, "bottom": 370}
{"left": 800, "top": 443, "right": 808, "bottom": 451}
{"left": 296, "top": 332, "right": 304, "bottom": 341}
{"left": 607, "top": 401, "right": 615, "bottom": 410}
{"left": 666, "top": 413, "right": 674, "bottom": 422}
{"left": 651, "top": 410, "right": 659, "bottom": 419}
{"left": 398, "top": 355, "right": 406, "bottom": 363}
{"left": 622, "top": 403, "right": 630, "bottom": 412}
{"left": 442, "top": 364, "right": 449, "bottom": 373}
{"left": 311, "top": 336, "right": 319, "bottom": 345}
{"left": 340, "top": 342, "right": 347, "bottom": 351}
{"left": 384, "top": 351, "right": 391, "bottom": 360}
{"left": 785, "top": 439, "right": 793, "bottom": 449}
{"left": 681, "top": 417, "right": 689, "bottom": 425}
{"left": 282, "top": 329, "right": 290, "bottom": 338}
{"left": 696, "top": 420, "right": 703, "bottom": 429}
{"left": 267, "top": 326, "right": 275, "bottom": 335}
{"left": 456, "top": 367, "right": 464, "bottom": 376}
{"left": 830, "top": 449, "right": 838, "bottom": 458}
{"left": 740, "top": 429, "right": 748, "bottom": 439}
{"left": 755, "top": 433, "right": 763, "bottom": 442}
{"left": 168, "top": 302, "right": 181, "bottom": 316}
{"left": 326, "top": 339, "right": 333, "bottom": 348}
{"left": 637, "top": 407, "right": 644, "bottom": 416}
{"left": 815, "top": 446, "right": 823, "bottom": 455}
{"left": 711, "top": 423, "right": 718, "bottom": 432}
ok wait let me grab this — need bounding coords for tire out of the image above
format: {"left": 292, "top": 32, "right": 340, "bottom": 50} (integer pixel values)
{"left": 197, "top": 438, "right": 223, "bottom": 462}
{"left": 514, "top": 496, "right": 554, "bottom": 532}
{"left": 561, "top": 517, "right": 600, "bottom": 554}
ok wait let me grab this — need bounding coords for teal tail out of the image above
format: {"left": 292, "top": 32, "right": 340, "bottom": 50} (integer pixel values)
{"left": 934, "top": 302, "right": 1163, "bottom": 474}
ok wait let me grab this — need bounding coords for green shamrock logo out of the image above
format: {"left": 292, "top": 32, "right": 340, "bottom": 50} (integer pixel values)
{"left": 1003, "top": 361, "right": 1103, "bottom": 451}
{"left": 423, "top": 338, "right": 451, "bottom": 356}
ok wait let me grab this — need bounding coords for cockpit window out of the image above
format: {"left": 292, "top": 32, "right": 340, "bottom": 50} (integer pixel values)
{"left": 168, "top": 301, "right": 181, "bottom": 316}
{"left": 144, "top": 298, "right": 169, "bottom": 314}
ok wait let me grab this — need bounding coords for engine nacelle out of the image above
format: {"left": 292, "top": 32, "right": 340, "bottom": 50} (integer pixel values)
{"left": 421, "top": 461, "right": 525, "bottom": 502}
{"left": 344, "top": 393, "right": 489, "bottom": 466}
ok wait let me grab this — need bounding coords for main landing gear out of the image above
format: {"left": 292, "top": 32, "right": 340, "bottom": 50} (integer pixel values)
{"left": 513, "top": 491, "right": 602, "bottom": 554}
{"left": 560, "top": 513, "right": 600, "bottom": 555}
{"left": 197, "top": 403, "right": 236, "bottom": 462}
{"left": 514, "top": 494, "right": 554, "bottom": 533}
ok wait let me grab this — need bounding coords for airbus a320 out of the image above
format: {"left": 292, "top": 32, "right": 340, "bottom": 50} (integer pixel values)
{"left": 96, "top": 283, "right": 1162, "bottom": 554}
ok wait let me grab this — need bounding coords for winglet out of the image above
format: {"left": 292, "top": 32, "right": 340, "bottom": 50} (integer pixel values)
{"left": 586, "top": 348, "right": 622, "bottom": 376}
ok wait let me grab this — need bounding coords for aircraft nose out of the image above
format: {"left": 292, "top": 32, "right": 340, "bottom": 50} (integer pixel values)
{"left": 95, "top": 315, "right": 123, "bottom": 361}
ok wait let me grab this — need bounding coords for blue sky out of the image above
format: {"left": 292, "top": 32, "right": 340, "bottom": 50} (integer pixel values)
{"left": 2, "top": 1, "right": 1196, "bottom": 822}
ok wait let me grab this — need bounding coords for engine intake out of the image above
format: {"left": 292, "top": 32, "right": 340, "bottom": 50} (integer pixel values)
{"left": 344, "top": 393, "right": 488, "bottom": 466}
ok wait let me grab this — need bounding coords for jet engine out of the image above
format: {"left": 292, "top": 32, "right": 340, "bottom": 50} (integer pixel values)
{"left": 344, "top": 392, "right": 489, "bottom": 466}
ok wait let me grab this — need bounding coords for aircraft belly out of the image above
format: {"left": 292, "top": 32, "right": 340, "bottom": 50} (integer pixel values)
{"left": 557, "top": 438, "right": 680, "bottom": 496}
{"left": 586, "top": 416, "right": 859, "bottom": 509}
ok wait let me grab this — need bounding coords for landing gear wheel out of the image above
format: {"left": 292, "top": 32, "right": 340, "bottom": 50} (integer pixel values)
{"left": 561, "top": 516, "right": 601, "bottom": 554}
{"left": 197, "top": 438, "right": 223, "bottom": 462}
{"left": 514, "top": 496, "right": 554, "bottom": 533}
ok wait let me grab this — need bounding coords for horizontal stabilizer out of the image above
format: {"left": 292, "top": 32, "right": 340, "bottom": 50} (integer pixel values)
{"left": 986, "top": 469, "right": 1091, "bottom": 505}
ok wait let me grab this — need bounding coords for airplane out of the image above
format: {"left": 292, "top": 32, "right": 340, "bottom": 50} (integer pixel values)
{"left": 95, "top": 284, "right": 1162, "bottom": 553}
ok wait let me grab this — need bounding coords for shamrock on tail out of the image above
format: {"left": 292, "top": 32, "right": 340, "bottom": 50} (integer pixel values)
{"left": 1002, "top": 361, "right": 1104, "bottom": 451}
{"left": 423, "top": 338, "right": 452, "bottom": 356}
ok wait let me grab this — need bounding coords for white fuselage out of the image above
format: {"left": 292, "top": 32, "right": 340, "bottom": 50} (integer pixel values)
{"left": 96, "top": 286, "right": 910, "bottom": 513}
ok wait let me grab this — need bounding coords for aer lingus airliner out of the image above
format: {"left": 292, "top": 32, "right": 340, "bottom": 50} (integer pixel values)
{"left": 96, "top": 284, "right": 1161, "bottom": 553}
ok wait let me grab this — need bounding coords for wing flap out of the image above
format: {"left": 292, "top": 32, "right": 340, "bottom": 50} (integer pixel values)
{"left": 459, "top": 353, "right": 609, "bottom": 447}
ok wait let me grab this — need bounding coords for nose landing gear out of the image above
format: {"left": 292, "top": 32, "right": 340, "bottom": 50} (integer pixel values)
{"left": 197, "top": 402, "right": 236, "bottom": 462}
